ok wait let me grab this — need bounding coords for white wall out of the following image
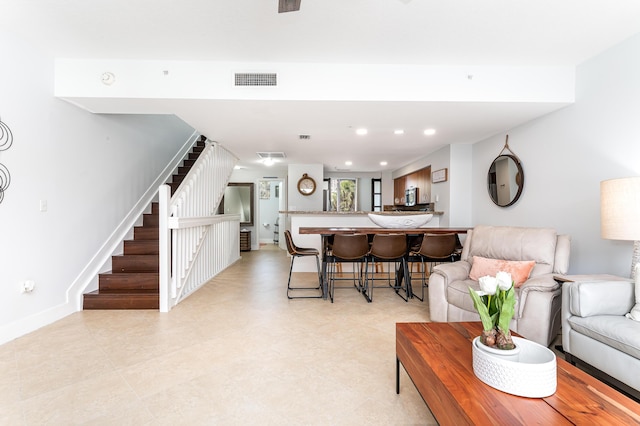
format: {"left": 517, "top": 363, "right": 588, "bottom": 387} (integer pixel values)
{"left": 287, "top": 164, "right": 324, "bottom": 212}
{"left": 448, "top": 144, "right": 473, "bottom": 228}
{"left": 0, "top": 32, "right": 195, "bottom": 343}
{"left": 471, "top": 32, "right": 640, "bottom": 277}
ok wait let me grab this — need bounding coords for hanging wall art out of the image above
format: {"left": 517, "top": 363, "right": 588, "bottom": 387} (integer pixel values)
{"left": 0, "top": 116, "right": 13, "bottom": 204}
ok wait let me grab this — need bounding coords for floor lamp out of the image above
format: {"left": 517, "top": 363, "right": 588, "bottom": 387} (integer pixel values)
{"left": 601, "top": 176, "right": 640, "bottom": 280}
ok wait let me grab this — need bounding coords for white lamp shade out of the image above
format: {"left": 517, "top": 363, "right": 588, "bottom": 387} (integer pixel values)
{"left": 601, "top": 177, "right": 640, "bottom": 241}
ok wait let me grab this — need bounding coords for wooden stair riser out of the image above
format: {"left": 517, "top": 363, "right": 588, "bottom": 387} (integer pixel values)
{"left": 112, "top": 255, "right": 158, "bottom": 272}
{"left": 143, "top": 213, "right": 159, "bottom": 227}
{"left": 83, "top": 291, "right": 159, "bottom": 309}
{"left": 134, "top": 226, "right": 159, "bottom": 240}
{"left": 124, "top": 240, "right": 159, "bottom": 255}
{"left": 172, "top": 174, "right": 186, "bottom": 185}
{"left": 98, "top": 272, "right": 159, "bottom": 292}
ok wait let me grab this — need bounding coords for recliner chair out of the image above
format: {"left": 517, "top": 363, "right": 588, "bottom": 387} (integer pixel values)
{"left": 428, "top": 225, "right": 571, "bottom": 347}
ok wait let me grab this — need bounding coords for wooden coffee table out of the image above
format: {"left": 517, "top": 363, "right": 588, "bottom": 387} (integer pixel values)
{"left": 396, "top": 322, "right": 640, "bottom": 425}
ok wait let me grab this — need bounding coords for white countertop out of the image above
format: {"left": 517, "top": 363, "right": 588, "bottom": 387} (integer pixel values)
{"left": 280, "top": 210, "right": 443, "bottom": 215}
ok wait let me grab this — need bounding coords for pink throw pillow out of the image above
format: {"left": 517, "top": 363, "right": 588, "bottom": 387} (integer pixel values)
{"left": 469, "top": 256, "right": 536, "bottom": 287}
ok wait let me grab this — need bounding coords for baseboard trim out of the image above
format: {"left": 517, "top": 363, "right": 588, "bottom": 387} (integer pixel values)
{"left": 0, "top": 302, "right": 75, "bottom": 345}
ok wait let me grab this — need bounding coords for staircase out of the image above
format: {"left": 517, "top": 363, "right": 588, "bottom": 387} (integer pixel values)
{"left": 83, "top": 137, "right": 206, "bottom": 309}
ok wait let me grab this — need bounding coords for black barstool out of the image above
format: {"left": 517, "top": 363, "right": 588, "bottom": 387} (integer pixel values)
{"left": 284, "top": 230, "right": 323, "bottom": 299}
{"left": 408, "top": 233, "right": 458, "bottom": 301}
{"left": 364, "top": 234, "right": 409, "bottom": 302}
{"left": 327, "top": 234, "right": 370, "bottom": 303}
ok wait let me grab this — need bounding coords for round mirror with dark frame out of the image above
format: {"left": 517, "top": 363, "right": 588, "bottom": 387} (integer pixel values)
{"left": 487, "top": 136, "right": 524, "bottom": 207}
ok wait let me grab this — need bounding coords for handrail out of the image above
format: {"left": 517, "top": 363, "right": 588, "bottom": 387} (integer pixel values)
{"left": 167, "top": 214, "right": 240, "bottom": 229}
{"left": 159, "top": 140, "right": 239, "bottom": 312}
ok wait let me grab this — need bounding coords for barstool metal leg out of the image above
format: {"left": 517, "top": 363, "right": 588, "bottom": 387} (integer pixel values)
{"left": 287, "top": 255, "right": 323, "bottom": 299}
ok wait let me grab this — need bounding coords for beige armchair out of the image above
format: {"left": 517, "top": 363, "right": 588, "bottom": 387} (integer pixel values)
{"left": 428, "top": 225, "right": 571, "bottom": 347}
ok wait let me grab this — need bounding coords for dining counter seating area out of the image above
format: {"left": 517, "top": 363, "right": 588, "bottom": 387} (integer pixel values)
{"left": 297, "top": 227, "right": 469, "bottom": 302}
{"left": 364, "top": 233, "right": 411, "bottom": 303}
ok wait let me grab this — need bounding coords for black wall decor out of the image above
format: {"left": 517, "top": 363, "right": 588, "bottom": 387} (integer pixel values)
{"left": 0, "top": 116, "right": 13, "bottom": 203}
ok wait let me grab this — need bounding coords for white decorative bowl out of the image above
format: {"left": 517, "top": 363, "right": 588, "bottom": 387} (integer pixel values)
{"left": 472, "top": 336, "right": 557, "bottom": 398}
{"left": 367, "top": 213, "right": 433, "bottom": 228}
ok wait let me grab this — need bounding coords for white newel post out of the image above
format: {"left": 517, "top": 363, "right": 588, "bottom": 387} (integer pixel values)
{"left": 159, "top": 184, "right": 172, "bottom": 312}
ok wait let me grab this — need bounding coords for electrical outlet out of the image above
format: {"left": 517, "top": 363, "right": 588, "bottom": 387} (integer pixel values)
{"left": 39, "top": 200, "right": 47, "bottom": 212}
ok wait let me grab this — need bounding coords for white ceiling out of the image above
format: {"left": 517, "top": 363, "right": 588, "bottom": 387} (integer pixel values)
{"left": 4, "top": 0, "right": 640, "bottom": 172}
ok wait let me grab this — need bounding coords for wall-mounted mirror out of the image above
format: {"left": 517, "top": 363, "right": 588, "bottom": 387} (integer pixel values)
{"left": 487, "top": 154, "right": 524, "bottom": 207}
{"left": 221, "top": 182, "right": 254, "bottom": 226}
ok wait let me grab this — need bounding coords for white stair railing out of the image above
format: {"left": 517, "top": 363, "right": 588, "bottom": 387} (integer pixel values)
{"left": 159, "top": 141, "right": 239, "bottom": 312}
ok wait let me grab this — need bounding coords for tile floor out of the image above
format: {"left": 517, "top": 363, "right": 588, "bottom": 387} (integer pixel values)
{"left": 0, "top": 244, "right": 437, "bottom": 425}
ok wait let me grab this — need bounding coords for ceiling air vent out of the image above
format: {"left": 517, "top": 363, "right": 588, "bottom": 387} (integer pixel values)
{"left": 256, "top": 152, "right": 286, "bottom": 159}
{"left": 235, "top": 73, "right": 277, "bottom": 86}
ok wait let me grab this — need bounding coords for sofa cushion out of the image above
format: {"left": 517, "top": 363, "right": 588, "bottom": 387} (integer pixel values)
{"left": 469, "top": 256, "right": 535, "bottom": 286}
{"left": 569, "top": 280, "right": 634, "bottom": 317}
{"left": 467, "top": 225, "right": 557, "bottom": 276}
{"left": 447, "top": 278, "right": 522, "bottom": 318}
{"left": 568, "top": 315, "right": 640, "bottom": 359}
{"left": 447, "top": 278, "right": 480, "bottom": 313}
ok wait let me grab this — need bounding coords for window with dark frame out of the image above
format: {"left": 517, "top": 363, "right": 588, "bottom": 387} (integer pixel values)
{"left": 372, "top": 178, "right": 382, "bottom": 211}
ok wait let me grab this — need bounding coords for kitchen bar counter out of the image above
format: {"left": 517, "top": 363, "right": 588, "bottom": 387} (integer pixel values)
{"left": 301, "top": 227, "right": 470, "bottom": 300}
{"left": 299, "top": 227, "right": 469, "bottom": 235}
{"left": 283, "top": 210, "right": 470, "bottom": 273}
{"left": 280, "top": 210, "right": 444, "bottom": 215}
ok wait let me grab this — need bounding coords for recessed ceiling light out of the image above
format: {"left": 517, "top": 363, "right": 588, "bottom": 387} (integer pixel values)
{"left": 263, "top": 158, "right": 275, "bottom": 166}
{"left": 356, "top": 128, "right": 368, "bottom": 136}
{"left": 345, "top": 161, "right": 353, "bottom": 166}
{"left": 423, "top": 128, "right": 436, "bottom": 136}
{"left": 394, "top": 130, "right": 404, "bottom": 135}
{"left": 380, "top": 161, "right": 388, "bottom": 166}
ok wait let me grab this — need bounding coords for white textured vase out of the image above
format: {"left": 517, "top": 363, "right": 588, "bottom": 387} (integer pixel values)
{"left": 367, "top": 213, "right": 433, "bottom": 228}
{"left": 472, "top": 336, "right": 557, "bottom": 398}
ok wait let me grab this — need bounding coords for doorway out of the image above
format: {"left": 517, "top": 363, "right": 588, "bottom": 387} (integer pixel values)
{"left": 258, "top": 179, "right": 285, "bottom": 249}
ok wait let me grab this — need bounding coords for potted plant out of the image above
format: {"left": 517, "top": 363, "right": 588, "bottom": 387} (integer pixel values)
{"left": 468, "top": 271, "right": 516, "bottom": 350}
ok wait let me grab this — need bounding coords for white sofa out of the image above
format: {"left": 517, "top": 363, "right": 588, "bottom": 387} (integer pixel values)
{"left": 562, "top": 278, "right": 640, "bottom": 400}
{"left": 428, "top": 225, "right": 571, "bottom": 347}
